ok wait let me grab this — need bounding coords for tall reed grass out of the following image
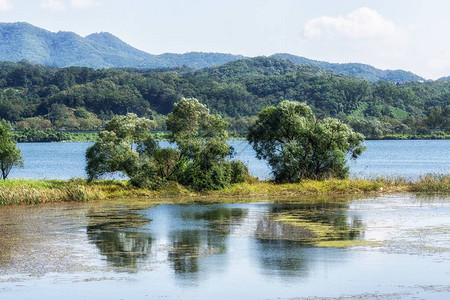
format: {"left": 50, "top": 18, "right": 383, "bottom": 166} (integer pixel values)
{"left": 0, "top": 174, "right": 448, "bottom": 206}
{"left": 410, "top": 174, "right": 450, "bottom": 193}
{"left": 0, "top": 179, "right": 103, "bottom": 206}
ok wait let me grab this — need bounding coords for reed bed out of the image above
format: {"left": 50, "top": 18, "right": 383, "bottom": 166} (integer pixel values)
{"left": 0, "top": 179, "right": 104, "bottom": 206}
{"left": 0, "top": 174, "right": 448, "bottom": 206}
{"left": 409, "top": 174, "right": 450, "bottom": 193}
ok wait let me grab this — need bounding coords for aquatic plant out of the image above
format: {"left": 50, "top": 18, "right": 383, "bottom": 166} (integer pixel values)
{"left": 410, "top": 174, "right": 450, "bottom": 193}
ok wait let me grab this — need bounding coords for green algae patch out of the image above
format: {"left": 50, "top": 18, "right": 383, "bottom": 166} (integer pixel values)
{"left": 274, "top": 215, "right": 337, "bottom": 241}
{"left": 315, "top": 240, "right": 384, "bottom": 248}
{"left": 269, "top": 207, "right": 365, "bottom": 247}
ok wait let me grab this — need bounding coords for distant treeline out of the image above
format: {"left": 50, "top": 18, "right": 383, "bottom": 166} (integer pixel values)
{"left": 0, "top": 58, "right": 449, "bottom": 139}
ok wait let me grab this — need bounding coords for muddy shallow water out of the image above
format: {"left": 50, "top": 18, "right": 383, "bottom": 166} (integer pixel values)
{"left": 0, "top": 195, "right": 449, "bottom": 299}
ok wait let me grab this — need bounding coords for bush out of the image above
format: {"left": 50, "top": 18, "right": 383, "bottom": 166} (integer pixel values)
{"left": 178, "top": 161, "right": 249, "bottom": 191}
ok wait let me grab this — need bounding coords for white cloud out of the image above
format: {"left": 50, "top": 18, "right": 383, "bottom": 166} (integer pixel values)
{"left": 303, "top": 7, "right": 402, "bottom": 40}
{"left": 41, "top": 0, "right": 65, "bottom": 11}
{"left": 71, "top": 0, "right": 98, "bottom": 9}
{"left": 0, "top": 0, "right": 12, "bottom": 12}
{"left": 427, "top": 51, "right": 450, "bottom": 77}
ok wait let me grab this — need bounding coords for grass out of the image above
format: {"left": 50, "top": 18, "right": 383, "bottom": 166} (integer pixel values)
{"left": 410, "top": 174, "right": 450, "bottom": 193}
{"left": 0, "top": 174, "right": 448, "bottom": 206}
{"left": 0, "top": 179, "right": 104, "bottom": 206}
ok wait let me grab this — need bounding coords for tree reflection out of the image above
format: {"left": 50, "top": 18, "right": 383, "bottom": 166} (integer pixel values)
{"left": 85, "top": 202, "right": 360, "bottom": 280}
{"left": 168, "top": 230, "right": 202, "bottom": 274}
{"left": 86, "top": 205, "right": 248, "bottom": 276}
{"left": 255, "top": 203, "right": 363, "bottom": 242}
{"left": 86, "top": 207, "right": 153, "bottom": 271}
{"left": 253, "top": 203, "right": 363, "bottom": 278}
{"left": 189, "top": 207, "right": 248, "bottom": 233}
{"left": 254, "top": 239, "right": 312, "bottom": 278}
{"left": 168, "top": 206, "right": 247, "bottom": 276}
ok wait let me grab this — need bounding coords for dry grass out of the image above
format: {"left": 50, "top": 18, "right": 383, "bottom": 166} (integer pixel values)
{"left": 409, "top": 174, "right": 450, "bottom": 193}
{"left": 0, "top": 179, "right": 104, "bottom": 206}
{"left": 0, "top": 174, "right": 448, "bottom": 206}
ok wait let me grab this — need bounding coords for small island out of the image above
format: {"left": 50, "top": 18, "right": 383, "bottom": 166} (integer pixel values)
{"left": 1, "top": 99, "right": 448, "bottom": 206}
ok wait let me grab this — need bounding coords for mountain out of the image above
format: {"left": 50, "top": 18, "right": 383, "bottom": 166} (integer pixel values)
{"left": 0, "top": 22, "right": 427, "bottom": 82}
{"left": 270, "top": 53, "right": 425, "bottom": 82}
{"left": 438, "top": 76, "right": 450, "bottom": 82}
{"left": 143, "top": 52, "right": 246, "bottom": 69}
{"left": 195, "top": 56, "right": 337, "bottom": 80}
{"left": 0, "top": 22, "right": 243, "bottom": 69}
{"left": 0, "top": 22, "right": 152, "bottom": 68}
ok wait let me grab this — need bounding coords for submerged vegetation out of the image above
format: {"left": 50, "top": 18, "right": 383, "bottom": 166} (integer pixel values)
{"left": 0, "top": 174, "right": 448, "bottom": 206}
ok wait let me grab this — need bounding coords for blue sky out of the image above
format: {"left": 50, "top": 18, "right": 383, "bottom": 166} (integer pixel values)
{"left": 1, "top": 0, "right": 449, "bottom": 79}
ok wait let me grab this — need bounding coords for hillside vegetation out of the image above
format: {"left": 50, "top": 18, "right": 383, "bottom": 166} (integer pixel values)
{"left": 0, "top": 58, "right": 448, "bottom": 140}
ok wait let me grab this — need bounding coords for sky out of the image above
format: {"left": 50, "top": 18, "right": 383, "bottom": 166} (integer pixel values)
{"left": 0, "top": 0, "right": 449, "bottom": 79}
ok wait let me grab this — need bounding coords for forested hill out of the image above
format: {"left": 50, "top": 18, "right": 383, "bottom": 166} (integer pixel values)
{"left": 0, "top": 58, "right": 448, "bottom": 140}
{"left": 0, "top": 22, "right": 243, "bottom": 69}
{"left": 0, "top": 22, "right": 425, "bottom": 82}
{"left": 194, "top": 57, "right": 337, "bottom": 80}
{"left": 271, "top": 53, "right": 425, "bottom": 82}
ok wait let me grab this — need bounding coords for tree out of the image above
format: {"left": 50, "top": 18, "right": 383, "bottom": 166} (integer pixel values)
{"left": 166, "top": 97, "right": 248, "bottom": 190}
{"left": 347, "top": 117, "right": 390, "bottom": 139}
{"left": 49, "top": 103, "right": 70, "bottom": 128}
{"left": 85, "top": 113, "right": 155, "bottom": 180}
{"left": 0, "top": 120, "right": 23, "bottom": 179}
{"left": 247, "top": 101, "right": 365, "bottom": 182}
{"left": 85, "top": 100, "right": 249, "bottom": 191}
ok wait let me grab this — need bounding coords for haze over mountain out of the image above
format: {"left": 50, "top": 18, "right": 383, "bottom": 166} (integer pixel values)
{"left": 0, "top": 22, "right": 426, "bottom": 82}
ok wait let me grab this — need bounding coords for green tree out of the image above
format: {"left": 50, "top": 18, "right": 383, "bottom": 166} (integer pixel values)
{"left": 0, "top": 120, "right": 23, "bottom": 179}
{"left": 86, "top": 100, "right": 249, "bottom": 190}
{"left": 49, "top": 103, "right": 70, "bottom": 128}
{"left": 85, "top": 113, "right": 155, "bottom": 180}
{"left": 247, "top": 101, "right": 365, "bottom": 182}
{"left": 166, "top": 97, "right": 248, "bottom": 190}
{"left": 347, "top": 117, "right": 391, "bottom": 139}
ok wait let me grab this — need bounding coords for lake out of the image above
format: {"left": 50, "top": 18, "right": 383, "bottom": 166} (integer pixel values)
{"left": 9, "top": 139, "right": 450, "bottom": 180}
{"left": 0, "top": 195, "right": 449, "bottom": 299}
{"left": 3, "top": 140, "right": 450, "bottom": 299}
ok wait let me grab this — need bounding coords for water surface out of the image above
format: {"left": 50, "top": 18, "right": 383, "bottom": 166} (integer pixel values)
{"left": 9, "top": 140, "right": 450, "bottom": 180}
{"left": 1, "top": 195, "right": 449, "bottom": 299}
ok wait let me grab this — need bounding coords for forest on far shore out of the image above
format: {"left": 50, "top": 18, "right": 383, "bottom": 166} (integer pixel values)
{"left": 0, "top": 57, "right": 449, "bottom": 141}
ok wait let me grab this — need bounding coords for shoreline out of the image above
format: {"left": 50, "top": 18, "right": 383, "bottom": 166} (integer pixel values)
{"left": 1, "top": 175, "right": 448, "bottom": 206}
{"left": 12, "top": 130, "right": 450, "bottom": 143}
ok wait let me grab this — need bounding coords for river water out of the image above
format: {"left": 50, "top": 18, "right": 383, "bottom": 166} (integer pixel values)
{"left": 9, "top": 140, "right": 450, "bottom": 180}
{"left": 0, "top": 195, "right": 449, "bottom": 299}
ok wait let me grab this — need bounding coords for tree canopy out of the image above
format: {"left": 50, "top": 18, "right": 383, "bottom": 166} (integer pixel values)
{"left": 86, "top": 98, "right": 249, "bottom": 190}
{"left": 85, "top": 113, "right": 155, "bottom": 180}
{"left": 247, "top": 101, "right": 365, "bottom": 182}
{"left": 0, "top": 58, "right": 448, "bottom": 140}
{"left": 0, "top": 120, "right": 23, "bottom": 179}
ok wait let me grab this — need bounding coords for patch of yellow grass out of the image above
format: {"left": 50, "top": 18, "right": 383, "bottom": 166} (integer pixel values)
{"left": 0, "top": 180, "right": 104, "bottom": 206}
{"left": 0, "top": 174, "right": 447, "bottom": 206}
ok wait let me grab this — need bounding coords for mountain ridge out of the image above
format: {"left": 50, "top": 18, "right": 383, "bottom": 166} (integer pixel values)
{"left": 0, "top": 22, "right": 428, "bottom": 82}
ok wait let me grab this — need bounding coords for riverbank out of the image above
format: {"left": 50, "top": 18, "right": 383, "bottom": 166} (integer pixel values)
{"left": 11, "top": 129, "right": 450, "bottom": 143}
{"left": 0, "top": 175, "right": 448, "bottom": 206}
